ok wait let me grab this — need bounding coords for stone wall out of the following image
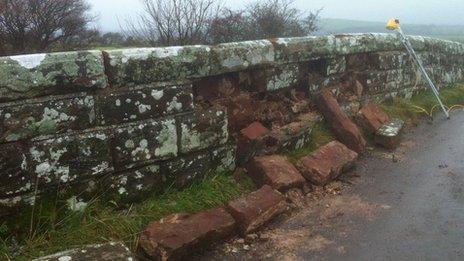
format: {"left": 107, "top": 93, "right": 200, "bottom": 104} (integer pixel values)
{"left": 1, "top": 33, "right": 463, "bottom": 210}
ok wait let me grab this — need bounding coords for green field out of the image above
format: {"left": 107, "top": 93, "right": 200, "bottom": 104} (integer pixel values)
{"left": 318, "top": 18, "right": 464, "bottom": 43}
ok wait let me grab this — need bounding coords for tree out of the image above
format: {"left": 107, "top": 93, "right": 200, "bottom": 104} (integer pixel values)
{"left": 207, "top": 0, "right": 320, "bottom": 44}
{"left": 124, "top": 0, "right": 221, "bottom": 46}
{"left": 208, "top": 9, "right": 249, "bottom": 44}
{"left": 245, "top": 0, "right": 320, "bottom": 40}
{"left": 0, "top": 0, "right": 95, "bottom": 55}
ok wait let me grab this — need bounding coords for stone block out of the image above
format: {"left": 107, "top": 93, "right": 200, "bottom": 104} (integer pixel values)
{"left": 105, "top": 46, "right": 212, "bottom": 85}
{"left": 266, "top": 64, "right": 301, "bottom": 91}
{"left": 315, "top": 89, "right": 366, "bottom": 153}
{"left": 179, "top": 109, "right": 228, "bottom": 154}
{"left": 0, "top": 51, "right": 107, "bottom": 102}
{"left": 211, "top": 144, "right": 237, "bottom": 173}
{"left": 140, "top": 208, "right": 236, "bottom": 260}
{"left": 327, "top": 57, "right": 347, "bottom": 75}
{"left": 163, "top": 150, "right": 212, "bottom": 188}
{"left": 33, "top": 242, "right": 133, "bottom": 261}
{"left": 375, "top": 119, "right": 404, "bottom": 149}
{"left": 246, "top": 155, "right": 306, "bottom": 192}
{"left": 236, "top": 122, "right": 269, "bottom": 165}
{"left": 0, "top": 142, "right": 30, "bottom": 197}
{"left": 29, "top": 130, "right": 113, "bottom": 188}
{"left": 103, "top": 164, "right": 165, "bottom": 202}
{"left": 226, "top": 185, "right": 286, "bottom": 234}
{"left": 358, "top": 103, "right": 390, "bottom": 133}
{"left": 0, "top": 93, "right": 95, "bottom": 142}
{"left": 96, "top": 83, "right": 193, "bottom": 125}
{"left": 111, "top": 118, "right": 178, "bottom": 170}
{"left": 265, "top": 113, "right": 319, "bottom": 153}
{"left": 297, "top": 141, "right": 358, "bottom": 185}
{"left": 210, "top": 40, "right": 275, "bottom": 74}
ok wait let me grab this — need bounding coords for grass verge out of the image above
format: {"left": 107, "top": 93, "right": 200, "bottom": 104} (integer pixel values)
{"left": 284, "top": 122, "right": 336, "bottom": 164}
{"left": 0, "top": 172, "right": 255, "bottom": 260}
{"left": 381, "top": 84, "right": 464, "bottom": 123}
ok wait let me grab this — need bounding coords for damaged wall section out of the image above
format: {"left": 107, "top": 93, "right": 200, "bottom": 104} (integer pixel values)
{"left": 0, "top": 33, "right": 463, "bottom": 212}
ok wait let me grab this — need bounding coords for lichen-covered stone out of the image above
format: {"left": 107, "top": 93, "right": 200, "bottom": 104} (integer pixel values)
{"left": 96, "top": 83, "right": 193, "bottom": 125}
{"left": 327, "top": 57, "right": 346, "bottom": 75}
{"left": 357, "top": 69, "right": 408, "bottom": 95}
{"left": 105, "top": 46, "right": 211, "bottom": 85}
{"left": 375, "top": 118, "right": 404, "bottom": 149}
{"left": 163, "top": 150, "right": 212, "bottom": 188}
{"left": 211, "top": 144, "right": 237, "bottom": 173}
{"left": 210, "top": 40, "right": 274, "bottom": 74}
{"left": 28, "top": 130, "right": 113, "bottom": 188}
{"left": 0, "top": 93, "right": 95, "bottom": 143}
{"left": 266, "top": 113, "right": 320, "bottom": 153}
{"left": 111, "top": 118, "right": 178, "bottom": 170}
{"left": 0, "top": 143, "right": 30, "bottom": 197}
{"left": 179, "top": 109, "right": 228, "bottom": 154}
{"left": 33, "top": 242, "right": 134, "bottom": 261}
{"left": 266, "top": 64, "right": 300, "bottom": 91}
{"left": 0, "top": 51, "right": 107, "bottom": 102}
{"left": 103, "top": 164, "right": 165, "bottom": 202}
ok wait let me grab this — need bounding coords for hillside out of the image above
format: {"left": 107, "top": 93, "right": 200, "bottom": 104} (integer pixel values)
{"left": 317, "top": 18, "right": 464, "bottom": 43}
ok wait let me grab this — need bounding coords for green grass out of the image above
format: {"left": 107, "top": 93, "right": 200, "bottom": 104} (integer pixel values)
{"left": 284, "top": 122, "right": 336, "bottom": 163}
{"left": 2, "top": 84, "right": 464, "bottom": 260}
{"left": 0, "top": 172, "right": 255, "bottom": 260}
{"left": 283, "top": 84, "right": 464, "bottom": 164}
{"left": 381, "top": 84, "right": 464, "bottom": 123}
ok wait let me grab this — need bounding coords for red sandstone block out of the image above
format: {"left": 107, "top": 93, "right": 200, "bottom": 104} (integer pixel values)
{"left": 236, "top": 122, "right": 270, "bottom": 165}
{"left": 315, "top": 89, "right": 366, "bottom": 153}
{"left": 240, "top": 122, "right": 270, "bottom": 140}
{"left": 297, "top": 141, "right": 358, "bottom": 186}
{"left": 358, "top": 103, "right": 390, "bottom": 133}
{"left": 140, "top": 208, "right": 236, "bottom": 260}
{"left": 226, "top": 185, "right": 286, "bottom": 234}
{"left": 246, "top": 155, "right": 306, "bottom": 192}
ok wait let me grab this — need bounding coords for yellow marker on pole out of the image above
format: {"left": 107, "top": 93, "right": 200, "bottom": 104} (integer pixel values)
{"left": 386, "top": 19, "right": 400, "bottom": 30}
{"left": 386, "top": 19, "right": 450, "bottom": 119}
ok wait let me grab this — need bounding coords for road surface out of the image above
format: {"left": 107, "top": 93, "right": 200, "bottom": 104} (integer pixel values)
{"left": 199, "top": 112, "right": 464, "bottom": 261}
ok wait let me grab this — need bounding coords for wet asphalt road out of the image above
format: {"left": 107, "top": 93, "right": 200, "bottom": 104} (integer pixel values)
{"left": 199, "top": 112, "right": 464, "bottom": 261}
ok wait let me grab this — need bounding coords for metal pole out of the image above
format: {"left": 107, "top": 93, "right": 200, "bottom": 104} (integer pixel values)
{"left": 395, "top": 28, "right": 450, "bottom": 119}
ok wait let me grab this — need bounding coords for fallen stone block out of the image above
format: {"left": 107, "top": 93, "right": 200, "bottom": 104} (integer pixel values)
{"left": 315, "top": 89, "right": 366, "bottom": 153}
{"left": 375, "top": 119, "right": 405, "bottom": 149}
{"left": 140, "top": 208, "right": 236, "bottom": 260}
{"left": 236, "top": 122, "right": 270, "bottom": 165}
{"left": 33, "top": 242, "right": 133, "bottom": 261}
{"left": 226, "top": 185, "right": 286, "bottom": 234}
{"left": 265, "top": 113, "right": 319, "bottom": 153}
{"left": 297, "top": 141, "right": 358, "bottom": 186}
{"left": 358, "top": 102, "right": 390, "bottom": 133}
{"left": 246, "top": 155, "right": 306, "bottom": 192}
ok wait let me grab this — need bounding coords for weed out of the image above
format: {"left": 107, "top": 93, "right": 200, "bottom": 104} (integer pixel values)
{"left": 0, "top": 172, "right": 254, "bottom": 260}
{"left": 284, "top": 121, "right": 336, "bottom": 163}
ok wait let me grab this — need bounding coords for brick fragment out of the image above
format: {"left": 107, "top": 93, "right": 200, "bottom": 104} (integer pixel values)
{"left": 140, "top": 208, "right": 236, "bottom": 260}
{"left": 227, "top": 185, "right": 286, "bottom": 234}
{"left": 297, "top": 141, "right": 358, "bottom": 186}
{"left": 315, "top": 89, "right": 366, "bottom": 153}
{"left": 359, "top": 103, "right": 390, "bottom": 133}
{"left": 246, "top": 155, "right": 305, "bottom": 192}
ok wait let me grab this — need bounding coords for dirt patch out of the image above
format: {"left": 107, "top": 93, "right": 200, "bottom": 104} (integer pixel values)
{"left": 318, "top": 195, "right": 380, "bottom": 223}
{"left": 260, "top": 229, "right": 334, "bottom": 259}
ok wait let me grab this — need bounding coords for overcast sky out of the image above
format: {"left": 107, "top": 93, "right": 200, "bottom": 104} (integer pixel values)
{"left": 89, "top": 0, "right": 464, "bottom": 32}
